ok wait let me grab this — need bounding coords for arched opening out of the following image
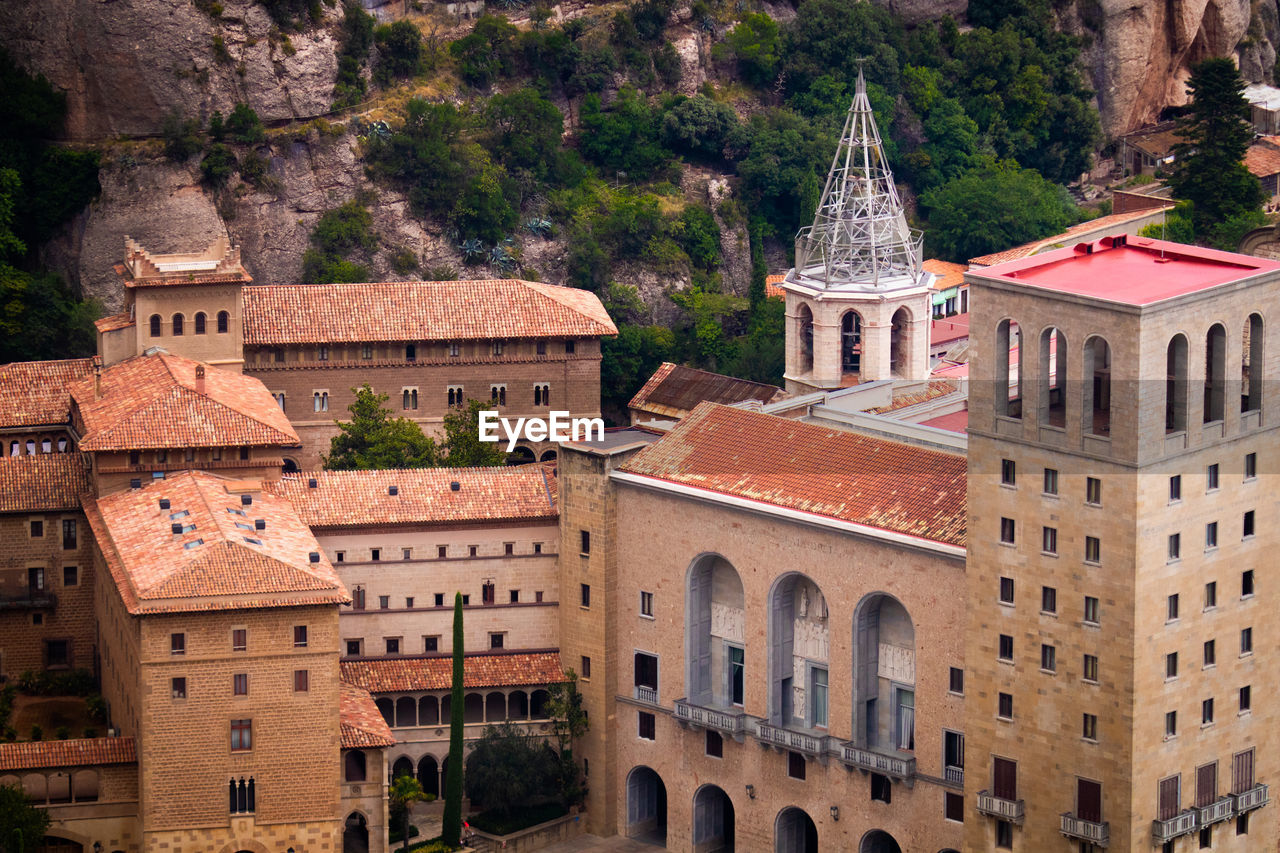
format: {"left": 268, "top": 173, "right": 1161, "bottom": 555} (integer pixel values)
{"left": 172, "top": 313, "right": 185, "bottom": 336}
{"left": 1166, "top": 334, "right": 1188, "bottom": 433}
{"left": 774, "top": 807, "right": 817, "bottom": 853}
{"left": 486, "top": 691, "right": 507, "bottom": 722}
{"left": 686, "top": 554, "right": 745, "bottom": 709}
{"left": 440, "top": 694, "right": 450, "bottom": 722}
{"left": 1039, "top": 327, "right": 1066, "bottom": 428}
{"left": 149, "top": 315, "right": 161, "bottom": 337}
{"left": 1243, "top": 313, "right": 1263, "bottom": 413}
{"left": 281, "top": 458, "right": 299, "bottom": 474}
{"left": 22, "top": 773, "right": 46, "bottom": 803}
{"left": 507, "top": 446, "right": 536, "bottom": 465}
{"left": 343, "top": 811, "right": 369, "bottom": 853}
{"left": 530, "top": 689, "right": 550, "bottom": 719}
{"left": 217, "top": 310, "right": 230, "bottom": 333}
{"left": 626, "top": 766, "right": 668, "bottom": 846}
{"left": 539, "top": 449, "right": 558, "bottom": 462}
{"left": 35, "top": 838, "right": 82, "bottom": 853}
{"left": 47, "top": 772, "right": 71, "bottom": 804}
{"left": 391, "top": 756, "right": 413, "bottom": 781}
{"left": 840, "top": 311, "right": 863, "bottom": 377}
{"left": 692, "top": 784, "right": 735, "bottom": 852}
{"left": 768, "top": 573, "right": 829, "bottom": 729}
{"left": 464, "top": 693, "right": 484, "bottom": 723}
{"left": 71, "top": 769, "right": 98, "bottom": 802}
{"left": 853, "top": 594, "right": 915, "bottom": 752}
{"left": 419, "top": 695, "right": 439, "bottom": 726}
{"left": 396, "top": 696, "right": 417, "bottom": 727}
{"left": 890, "top": 307, "right": 910, "bottom": 378}
{"left": 344, "top": 750, "right": 367, "bottom": 782}
{"left": 995, "top": 320, "right": 1021, "bottom": 418}
{"left": 1083, "top": 336, "right": 1112, "bottom": 437}
{"left": 509, "top": 690, "right": 529, "bottom": 718}
{"left": 859, "top": 830, "right": 902, "bottom": 853}
{"left": 195, "top": 312, "right": 207, "bottom": 334}
{"left": 1204, "top": 323, "right": 1226, "bottom": 423}
{"left": 418, "top": 755, "right": 439, "bottom": 797}
{"left": 375, "top": 698, "right": 394, "bottom": 727}
{"left": 797, "top": 305, "right": 814, "bottom": 374}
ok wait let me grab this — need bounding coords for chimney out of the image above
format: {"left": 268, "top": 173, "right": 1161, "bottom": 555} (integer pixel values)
{"left": 195, "top": 364, "right": 206, "bottom": 395}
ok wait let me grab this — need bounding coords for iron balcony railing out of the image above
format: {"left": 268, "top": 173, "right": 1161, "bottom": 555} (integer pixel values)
{"left": 1151, "top": 811, "right": 1197, "bottom": 842}
{"left": 672, "top": 699, "right": 747, "bottom": 735}
{"left": 838, "top": 744, "right": 916, "bottom": 780}
{"left": 753, "top": 721, "right": 827, "bottom": 756}
{"left": 976, "top": 790, "right": 1025, "bottom": 824}
{"left": 1233, "top": 784, "right": 1268, "bottom": 812}
{"left": 0, "top": 592, "right": 56, "bottom": 610}
{"left": 1195, "top": 797, "right": 1234, "bottom": 826}
{"left": 1060, "top": 813, "right": 1109, "bottom": 846}
{"left": 633, "top": 685, "right": 658, "bottom": 705}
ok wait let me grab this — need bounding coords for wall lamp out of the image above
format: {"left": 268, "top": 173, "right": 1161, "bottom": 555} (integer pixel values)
{"left": 830, "top": 805, "right": 839, "bottom": 822}
{"left": 745, "top": 784, "right": 756, "bottom": 800}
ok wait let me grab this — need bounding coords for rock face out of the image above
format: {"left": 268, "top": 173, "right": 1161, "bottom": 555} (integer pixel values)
{"left": 0, "top": 0, "right": 340, "bottom": 140}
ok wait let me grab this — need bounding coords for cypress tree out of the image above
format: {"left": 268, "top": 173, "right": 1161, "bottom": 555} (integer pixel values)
{"left": 441, "top": 592, "right": 465, "bottom": 845}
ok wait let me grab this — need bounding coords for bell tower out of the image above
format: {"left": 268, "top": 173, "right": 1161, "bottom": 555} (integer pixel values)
{"left": 782, "top": 71, "right": 932, "bottom": 394}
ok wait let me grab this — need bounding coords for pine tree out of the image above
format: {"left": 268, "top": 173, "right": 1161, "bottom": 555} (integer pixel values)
{"left": 441, "top": 593, "right": 465, "bottom": 846}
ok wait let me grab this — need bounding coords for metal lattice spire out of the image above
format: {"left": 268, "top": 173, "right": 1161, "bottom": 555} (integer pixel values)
{"left": 789, "top": 69, "right": 924, "bottom": 291}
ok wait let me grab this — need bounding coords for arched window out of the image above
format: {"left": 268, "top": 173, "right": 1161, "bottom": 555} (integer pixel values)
{"left": 217, "top": 311, "right": 230, "bottom": 333}
{"left": 1204, "top": 324, "right": 1226, "bottom": 423}
{"left": 1166, "top": 334, "right": 1188, "bottom": 432}
{"left": 344, "top": 750, "right": 367, "bottom": 782}
{"left": 72, "top": 769, "right": 99, "bottom": 802}
{"left": 508, "top": 690, "right": 529, "bottom": 718}
{"left": 797, "top": 304, "right": 814, "bottom": 373}
{"left": 841, "top": 311, "right": 862, "bottom": 375}
{"left": 172, "top": 314, "right": 184, "bottom": 335}
{"left": 419, "top": 695, "right": 440, "bottom": 726}
{"left": 1083, "top": 336, "right": 1112, "bottom": 437}
{"left": 149, "top": 315, "right": 162, "bottom": 337}
{"left": 395, "top": 696, "right": 417, "bottom": 727}
{"left": 313, "top": 391, "right": 328, "bottom": 412}
{"left": 692, "top": 784, "right": 735, "bottom": 851}
{"left": 1243, "top": 314, "right": 1263, "bottom": 414}
{"left": 194, "top": 312, "right": 207, "bottom": 334}
{"left": 530, "top": 689, "right": 550, "bottom": 719}
{"left": 995, "top": 320, "right": 1021, "bottom": 419}
{"left": 853, "top": 594, "right": 916, "bottom": 751}
{"left": 486, "top": 691, "right": 506, "bottom": 722}
{"left": 417, "top": 755, "right": 440, "bottom": 797}
{"left": 626, "top": 766, "right": 668, "bottom": 846}
{"left": 1039, "top": 327, "right": 1067, "bottom": 427}
{"left": 774, "top": 806, "right": 818, "bottom": 853}
{"left": 464, "top": 692, "right": 484, "bottom": 723}
{"left": 686, "top": 554, "right": 745, "bottom": 708}
{"left": 890, "top": 307, "right": 911, "bottom": 377}
{"left": 768, "top": 573, "right": 829, "bottom": 728}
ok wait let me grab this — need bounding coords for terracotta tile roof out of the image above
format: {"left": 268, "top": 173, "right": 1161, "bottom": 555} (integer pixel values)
{"left": 83, "top": 470, "right": 348, "bottom": 615}
{"left": 0, "top": 737, "right": 136, "bottom": 772}
{"left": 0, "top": 454, "right": 90, "bottom": 513}
{"left": 628, "top": 363, "right": 786, "bottom": 419}
{"left": 340, "top": 682, "right": 396, "bottom": 748}
{"left": 619, "top": 402, "right": 967, "bottom": 547}
{"left": 126, "top": 272, "right": 251, "bottom": 288}
{"left": 968, "top": 208, "right": 1174, "bottom": 267}
{"left": 0, "top": 358, "right": 93, "bottom": 428}
{"left": 765, "top": 273, "right": 786, "bottom": 299}
{"left": 242, "top": 280, "right": 618, "bottom": 346}
{"left": 339, "top": 651, "right": 566, "bottom": 693}
{"left": 69, "top": 352, "right": 298, "bottom": 451}
{"left": 1246, "top": 143, "right": 1280, "bottom": 178}
{"left": 923, "top": 259, "right": 967, "bottom": 291}
{"left": 267, "top": 465, "right": 558, "bottom": 529}
{"left": 94, "top": 313, "right": 135, "bottom": 333}
{"left": 867, "top": 380, "right": 960, "bottom": 414}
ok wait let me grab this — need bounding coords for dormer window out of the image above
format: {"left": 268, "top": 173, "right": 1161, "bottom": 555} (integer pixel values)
{"left": 195, "top": 312, "right": 207, "bottom": 334}
{"left": 150, "top": 315, "right": 162, "bottom": 337}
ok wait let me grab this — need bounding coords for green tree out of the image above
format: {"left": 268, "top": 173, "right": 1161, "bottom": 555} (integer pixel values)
{"left": 388, "top": 774, "right": 427, "bottom": 853}
{"left": 333, "top": 1, "right": 376, "bottom": 106}
{"left": 441, "top": 593, "right": 465, "bottom": 847}
{"left": 577, "top": 88, "right": 669, "bottom": 178}
{"left": 440, "top": 399, "right": 508, "bottom": 467}
{"left": 323, "top": 385, "right": 440, "bottom": 470}
{"left": 199, "top": 143, "right": 237, "bottom": 188}
{"left": 225, "top": 102, "right": 265, "bottom": 144}
{"left": 301, "top": 199, "right": 377, "bottom": 283}
{"left": 0, "top": 783, "right": 50, "bottom": 853}
{"left": 733, "top": 109, "right": 832, "bottom": 243}
{"left": 920, "top": 162, "right": 1078, "bottom": 263}
{"left": 1169, "top": 58, "right": 1265, "bottom": 236}
{"left": 375, "top": 20, "right": 424, "bottom": 85}
{"left": 601, "top": 323, "right": 676, "bottom": 415}
{"left": 724, "top": 13, "right": 780, "bottom": 87}
{"left": 482, "top": 88, "right": 564, "bottom": 182}
{"left": 464, "top": 723, "right": 558, "bottom": 814}
{"left": 544, "top": 669, "right": 589, "bottom": 808}
{"left": 660, "top": 95, "right": 739, "bottom": 162}
{"left": 450, "top": 15, "right": 520, "bottom": 87}
{"left": 161, "top": 110, "right": 204, "bottom": 161}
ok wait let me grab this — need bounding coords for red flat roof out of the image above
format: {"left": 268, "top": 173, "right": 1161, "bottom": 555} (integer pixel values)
{"left": 977, "top": 238, "right": 1280, "bottom": 306}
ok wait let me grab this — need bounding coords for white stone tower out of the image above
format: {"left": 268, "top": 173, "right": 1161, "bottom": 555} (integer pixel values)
{"left": 782, "top": 70, "right": 933, "bottom": 394}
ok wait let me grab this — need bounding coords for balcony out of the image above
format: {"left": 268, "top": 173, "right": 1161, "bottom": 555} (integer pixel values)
{"left": 0, "top": 592, "right": 56, "bottom": 611}
{"left": 1151, "top": 811, "right": 1196, "bottom": 842}
{"left": 976, "top": 790, "right": 1025, "bottom": 824}
{"left": 944, "top": 765, "right": 964, "bottom": 787}
{"left": 753, "top": 721, "right": 829, "bottom": 758}
{"left": 672, "top": 699, "right": 747, "bottom": 736}
{"left": 1233, "top": 783, "right": 1268, "bottom": 813}
{"left": 1195, "top": 796, "right": 1234, "bottom": 826}
{"left": 633, "top": 685, "right": 658, "bottom": 705}
{"left": 838, "top": 743, "right": 916, "bottom": 781}
{"left": 1060, "top": 813, "right": 1109, "bottom": 846}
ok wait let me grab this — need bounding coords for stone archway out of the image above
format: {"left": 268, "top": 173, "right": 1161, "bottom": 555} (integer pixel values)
{"left": 343, "top": 811, "right": 370, "bottom": 853}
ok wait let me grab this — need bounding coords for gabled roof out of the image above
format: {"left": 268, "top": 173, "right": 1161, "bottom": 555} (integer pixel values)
{"left": 968, "top": 208, "right": 1175, "bottom": 267}
{"left": 94, "top": 313, "right": 135, "bottom": 333}
{"left": 1245, "top": 143, "right": 1280, "bottom": 178}
{"left": 241, "top": 280, "right": 617, "bottom": 346}
{"left": 923, "top": 259, "right": 967, "bottom": 291}
{"left": 629, "top": 363, "right": 786, "bottom": 420}
{"left": 618, "top": 402, "right": 967, "bottom": 548}
{"left": 267, "top": 465, "right": 557, "bottom": 529}
{"left": 340, "top": 683, "right": 396, "bottom": 748}
{"left": 68, "top": 352, "right": 298, "bottom": 451}
{"left": 0, "top": 737, "right": 136, "bottom": 772}
{"left": 339, "top": 651, "right": 566, "bottom": 693}
{"left": 83, "top": 471, "right": 347, "bottom": 615}
{"left": 0, "top": 454, "right": 91, "bottom": 513}
{"left": 0, "top": 358, "right": 93, "bottom": 428}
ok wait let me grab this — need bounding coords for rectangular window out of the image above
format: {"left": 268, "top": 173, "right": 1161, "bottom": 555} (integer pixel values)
{"left": 509, "top": 590, "right": 518, "bottom": 603}
{"left": 233, "top": 673, "right": 248, "bottom": 696}
{"left": 171, "top": 633, "right": 185, "bottom": 655}
{"left": 945, "top": 792, "right": 964, "bottom": 823}
{"left": 533, "top": 542, "right": 542, "bottom": 554}
{"left": 1086, "top": 477, "right": 1102, "bottom": 505}
{"left": 1243, "top": 510, "right": 1255, "bottom": 538}
{"left": 172, "top": 677, "right": 186, "bottom": 699}
{"left": 379, "top": 595, "right": 390, "bottom": 610}
{"left": 705, "top": 729, "right": 723, "bottom": 758}
{"left": 1245, "top": 452, "right": 1257, "bottom": 480}
{"left": 949, "top": 667, "right": 964, "bottom": 695}
{"left": 729, "top": 646, "right": 745, "bottom": 705}
{"left": 294, "top": 670, "right": 309, "bottom": 692}
{"left": 424, "top": 636, "right": 439, "bottom": 653}
{"left": 361, "top": 344, "right": 372, "bottom": 359}
{"left": 230, "top": 719, "right": 252, "bottom": 751}
{"left": 1042, "top": 526, "right": 1057, "bottom": 554}
{"left": 232, "top": 629, "right": 247, "bottom": 652}
{"left": 580, "top": 530, "right": 590, "bottom": 554}
{"left": 998, "top": 692, "right": 1013, "bottom": 719}
{"left": 536, "top": 340, "right": 547, "bottom": 355}
{"left": 580, "top": 583, "right": 590, "bottom": 608}
{"left": 1041, "top": 586, "right": 1057, "bottom": 614}
{"left": 1170, "top": 475, "right": 1182, "bottom": 501}
{"left": 1001, "top": 458, "right": 1016, "bottom": 485}
{"left": 434, "top": 593, "right": 444, "bottom": 607}
{"left": 996, "top": 820, "right": 1012, "bottom": 849}
{"left": 492, "top": 341, "right": 505, "bottom": 356}
{"left": 998, "top": 634, "right": 1013, "bottom": 661}
{"left": 29, "top": 519, "right": 42, "bottom": 537}
{"left": 1084, "top": 596, "right": 1099, "bottom": 624}
{"left": 437, "top": 545, "right": 448, "bottom": 559}
{"left": 1165, "top": 711, "right": 1177, "bottom": 738}
{"left": 293, "top": 625, "right": 307, "bottom": 647}
{"left": 1166, "top": 652, "right": 1178, "bottom": 679}
{"left": 810, "top": 666, "right": 828, "bottom": 728}
{"left": 1197, "top": 763, "right": 1218, "bottom": 807}
{"left": 788, "top": 751, "right": 805, "bottom": 780}
{"left": 565, "top": 339, "right": 576, "bottom": 354}
{"left": 1206, "top": 521, "right": 1219, "bottom": 548}
{"left": 638, "top": 711, "right": 655, "bottom": 740}
{"left": 317, "top": 345, "right": 329, "bottom": 361}
{"left": 1200, "top": 827, "right": 1212, "bottom": 849}
{"left": 1083, "top": 654, "right": 1099, "bottom": 683}
{"left": 489, "top": 633, "right": 504, "bottom": 650}
{"left": 405, "top": 343, "right": 416, "bottom": 361}
{"left": 1233, "top": 749, "right": 1255, "bottom": 795}
{"left": 336, "top": 551, "right": 345, "bottom": 563}
{"left": 1208, "top": 463, "right": 1220, "bottom": 490}
{"left": 385, "top": 637, "right": 400, "bottom": 655}
{"left": 1043, "top": 467, "right": 1059, "bottom": 495}
{"left": 1168, "top": 533, "right": 1181, "bottom": 561}
{"left": 1241, "top": 627, "right": 1253, "bottom": 655}
{"left": 640, "top": 591, "right": 653, "bottom": 617}
{"left": 503, "top": 542, "right": 513, "bottom": 556}
{"left": 1242, "top": 569, "right": 1255, "bottom": 597}
{"left": 468, "top": 545, "right": 478, "bottom": 557}
{"left": 1082, "top": 713, "right": 1097, "bottom": 741}
{"left": 1202, "top": 698, "right": 1215, "bottom": 725}
{"left": 1240, "top": 685, "right": 1251, "bottom": 712}
{"left": 999, "top": 577, "right": 1014, "bottom": 604}
{"left": 870, "top": 773, "right": 892, "bottom": 803}
{"left": 1168, "top": 594, "right": 1180, "bottom": 621}
{"left": 1204, "top": 640, "right": 1216, "bottom": 667}
{"left": 1040, "top": 643, "right": 1056, "bottom": 672}
{"left": 1085, "top": 536, "right": 1100, "bottom": 563}
{"left": 352, "top": 588, "right": 365, "bottom": 610}
{"left": 1205, "top": 581, "right": 1217, "bottom": 609}
{"left": 62, "top": 519, "right": 76, "bottom": 550}
{"left": 1000, "top": 517, "right": 1015, "bottom": 544}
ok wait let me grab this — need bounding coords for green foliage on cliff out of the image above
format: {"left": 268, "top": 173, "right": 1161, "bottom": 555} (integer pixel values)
{"left": 302, "top": 199, "right": 377, "bottom": 283}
